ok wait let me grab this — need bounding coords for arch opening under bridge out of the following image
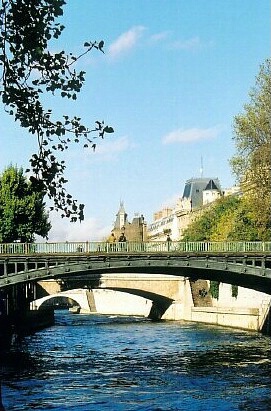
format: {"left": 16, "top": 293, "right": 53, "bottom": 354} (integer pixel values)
{"left": 34, "top": 281, "right": 176, "bottom": 320}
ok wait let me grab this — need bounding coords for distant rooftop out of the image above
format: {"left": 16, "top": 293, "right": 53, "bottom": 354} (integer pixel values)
{"left": 182, "top": 177, "right": 221, "bottom": 209}
{"left": 205, "top": 179, "right": 219, "bottom": 191}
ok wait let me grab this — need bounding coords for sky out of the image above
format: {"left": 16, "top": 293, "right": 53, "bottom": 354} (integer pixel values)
{"left": 0, "top": 0, "right": 270, "bottom": 242}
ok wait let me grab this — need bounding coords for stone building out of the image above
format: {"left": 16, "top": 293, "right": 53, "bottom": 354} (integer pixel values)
{"left": 111, "top": 202, "right": 147, "bottom": 242}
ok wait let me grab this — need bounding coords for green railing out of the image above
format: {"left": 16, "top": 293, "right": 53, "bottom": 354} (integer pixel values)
{"left": 0, "top": 241, "right": 271, "bottom": 255}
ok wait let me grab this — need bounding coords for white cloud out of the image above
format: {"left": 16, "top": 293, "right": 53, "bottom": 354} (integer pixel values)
{"left": 171, "top": 36, "right": 214, "bottom": 51}
{"left": 94, "top": 136, "right": 136, "bottom": 161}
{"left": 65, "top": 137, "right": 135, "bottom": 165}
{"left": 108, "top": 26, "right": 146, "bottom": 58}
{"left": 162, "top": 126, "right": 222, "bottom": 145}
{"left": 150, "top": 31, "right": 171, "bottom": 42}
{"left": 96, "top": 136, "right": 130, "bottom": 154}
{"left": 43, "top": 212, "right": 111, "bottom": 242}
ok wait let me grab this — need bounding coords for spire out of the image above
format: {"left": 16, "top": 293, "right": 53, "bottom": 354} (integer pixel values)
{"left": 118, "top": 200, "right": 125, "bottom": 214}
{"left": 114, "top": 201, "right": 127, "bottom": 229}
{"left": 200, "top": 156, "right": 203, "bottom": 178}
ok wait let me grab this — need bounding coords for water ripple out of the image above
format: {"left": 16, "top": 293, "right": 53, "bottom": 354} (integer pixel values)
{"left": 1, "top": 312, "right": 270, "bottom": 411}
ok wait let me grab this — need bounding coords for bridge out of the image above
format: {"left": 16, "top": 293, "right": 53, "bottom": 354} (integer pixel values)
{"left": 0, "top": 241, "right": 270, "bottom": 329}
{"left": 0, "top": 241, "right": 271, "bottom": 293}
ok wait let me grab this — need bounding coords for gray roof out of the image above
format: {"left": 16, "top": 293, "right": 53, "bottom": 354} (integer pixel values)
{"left": 205, "top": 179, "right": 219, "bottom": 191}
{"left": 182, "top": 177, "right": 221, "bottom": 209}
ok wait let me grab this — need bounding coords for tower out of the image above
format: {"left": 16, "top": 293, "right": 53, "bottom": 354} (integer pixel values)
{"left": 114, "top": 201, "right": 127, "bottom": 231}
{"left": 111, "top": 202, "right": 147, "bottom": 242}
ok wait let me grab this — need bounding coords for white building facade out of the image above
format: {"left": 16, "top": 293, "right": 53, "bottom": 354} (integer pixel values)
{"left": 148, "top": 177, "right": 229, "bottom": 241}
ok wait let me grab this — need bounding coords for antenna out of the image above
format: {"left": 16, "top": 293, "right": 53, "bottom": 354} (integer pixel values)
{"left": 200, "top": 156, "right": 203, "bottom": 178}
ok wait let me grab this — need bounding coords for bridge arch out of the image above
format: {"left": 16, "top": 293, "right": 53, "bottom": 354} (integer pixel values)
{"left": 1, "top": 251, "right": 271, "bottom": 295}
{"left": 34, "top": 289, "right": 90, "bottom": 311}
{"left": 16, "top": 256, "right": 271, "bottom": 295}
{"left": 34, "top": 279, "right": 177, "bottom": 320}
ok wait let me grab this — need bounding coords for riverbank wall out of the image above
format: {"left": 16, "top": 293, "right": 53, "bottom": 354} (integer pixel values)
{"left": 164, "top": 279, "right": 271, "bottom": 333}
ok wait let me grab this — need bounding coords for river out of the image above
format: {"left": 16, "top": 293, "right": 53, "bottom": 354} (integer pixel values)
{"left": 1, "top": 310, "right": 270, "bottom": 410}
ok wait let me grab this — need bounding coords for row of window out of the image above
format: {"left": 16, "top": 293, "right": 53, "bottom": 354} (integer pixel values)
{"left": 148, "top": 216, "right": 174, "bottom": 232}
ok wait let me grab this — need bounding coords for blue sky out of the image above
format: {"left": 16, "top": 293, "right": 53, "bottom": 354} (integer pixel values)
{"left": 0, "top": 0, "right": 270, "bottom": 241}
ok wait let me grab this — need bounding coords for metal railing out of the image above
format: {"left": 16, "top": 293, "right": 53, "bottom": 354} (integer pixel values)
{"left": 0, "top": 241, "right": 271, "bottom": 255}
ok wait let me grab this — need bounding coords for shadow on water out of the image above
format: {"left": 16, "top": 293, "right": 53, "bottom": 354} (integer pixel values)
{"left": 0, "top": 381, "right": 5, "bottom": 411}
{"left": 1, "top": 313, "right": 271, "bottom": 410}
{"left": 1, "top": 345, "right": 48, "bottom": 410}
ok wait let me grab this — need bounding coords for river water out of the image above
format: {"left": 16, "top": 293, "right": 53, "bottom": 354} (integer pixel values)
{"left": 1, "top": 310, "right": 270, "bottom": 411}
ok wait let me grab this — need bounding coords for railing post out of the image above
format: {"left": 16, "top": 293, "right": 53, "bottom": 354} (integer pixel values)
{"left": 244, "top": 242, "right": 247, "bottom": 253}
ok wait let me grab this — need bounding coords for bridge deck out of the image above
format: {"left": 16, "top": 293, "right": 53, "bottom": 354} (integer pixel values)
{"left": 0, "top": 242, "right": 271, "bottom": 294}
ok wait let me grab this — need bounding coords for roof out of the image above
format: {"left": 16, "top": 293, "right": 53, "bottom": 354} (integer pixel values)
{"left": 204, "top": 179, "right": 219, "bottom": 191}
{"left": 182, "top": 177, "right": 221, "bottom": 209}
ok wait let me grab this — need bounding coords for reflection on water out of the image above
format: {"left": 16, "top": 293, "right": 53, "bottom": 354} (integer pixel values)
{"left": 1, "top": 311, "right": 271, "bottom": 410}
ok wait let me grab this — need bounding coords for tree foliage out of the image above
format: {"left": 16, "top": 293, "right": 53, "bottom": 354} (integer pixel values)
{"left": 0, "top": 165, "right": 51, "bottom": 242}
{"left": 0, "top": 0, "right": 114, "bottom": 221}
{"left": 181, "top": 195, "right": 262, "bottom": 242}
{"left": 209, "top": 281, "right": 220, "bottom": 300}
{"left": 231, "top": 58, "right": 271, "bottom": 239}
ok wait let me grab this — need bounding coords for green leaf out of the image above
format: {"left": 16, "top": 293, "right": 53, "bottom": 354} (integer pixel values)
{"left": 103, "top": 126, "right": 114, "bottom": 133}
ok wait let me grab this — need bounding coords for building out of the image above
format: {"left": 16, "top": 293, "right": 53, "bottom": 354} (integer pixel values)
{"left": 111, "top": 202, "right": 147, "bottom": 242}
{"left": 180, "top": 177, "right": 222, "bottom": 211}
{"left": 147, "top": 207, "right": 177, "bottom": 241}
{"left": 147, "top": 177, "right": 238, "bottom": 241}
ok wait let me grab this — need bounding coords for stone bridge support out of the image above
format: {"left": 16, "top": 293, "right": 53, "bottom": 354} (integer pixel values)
{"left": 36, "top": 280, "right": 63, "bottom": 298}
{"left": 35, "top": 275, "right": 189, "bottom": 320}
{"left": 98, "top": 274, "right": 188, "bottom": 320}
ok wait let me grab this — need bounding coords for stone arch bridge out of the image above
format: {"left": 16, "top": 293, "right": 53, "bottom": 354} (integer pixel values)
{"left": 0, "top": 241, "right": 271, "bottom": 323}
